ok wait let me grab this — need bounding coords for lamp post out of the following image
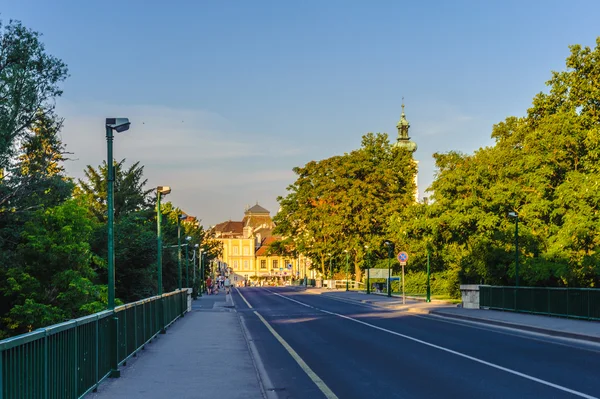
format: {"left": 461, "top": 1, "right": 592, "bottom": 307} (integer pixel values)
{"left": 185, "top": 236, "right": 191, "bottom": 288}
{"left": 200, "top": 249, "right": 205, "bottom": 294}
{"left": 365, "top": 245, "right": 370, "bottom": 295}
{"left": 426, "top": 249, "right": 431, "bottom": 303}
{"left": 328, "top": 253, "right": 332, "bottom": 289}
{"left": 384, "top": 241, "right": 394, "bottom": 298}
{"left": 105, "top": 117, "right": 130, "bottom": 379}
{"left": 344, "top": 250, "right": 349, "bottom": 291}
{"left": 508, "top": 211, "right": 519, "bottom": 286}
{"left": 177, "top": 214, "right": 187, "bottom": 290}
{"left": 304, "top": 258, "right": 308, "bottom": 287}
{"left": 156, "top": 186, "right": 170, "bottom": 332}
{"left": 194, "top": 244, "right": 200, "bottom": 297}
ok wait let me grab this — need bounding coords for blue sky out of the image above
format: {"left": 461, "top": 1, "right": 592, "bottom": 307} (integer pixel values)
{"left": 3, "top": 0, "right": 599, "bottom": 226}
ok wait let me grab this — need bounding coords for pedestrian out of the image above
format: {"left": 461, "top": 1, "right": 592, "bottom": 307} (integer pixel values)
{"left": 224, "top": 276, "right": 231, "bottom": 294}
{"left": 206, "top": 276, "right": 213, "bottom": 295}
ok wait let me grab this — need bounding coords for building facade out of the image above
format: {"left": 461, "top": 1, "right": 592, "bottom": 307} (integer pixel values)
{"left": 212, "top": 204, "right": 301, "bottom": 283}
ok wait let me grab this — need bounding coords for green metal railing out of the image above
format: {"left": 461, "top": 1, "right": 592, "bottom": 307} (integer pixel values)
{"left": 0, "top": 289, "right": 189, "bottom": 399}
{"left": 479, "top": 286, "right": 600, "bottom": 321}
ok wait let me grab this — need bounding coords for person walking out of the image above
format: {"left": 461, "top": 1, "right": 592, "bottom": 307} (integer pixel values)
{"left": 206, "top": 276, "right": 213, "bottom": 295}
{"left": 224, "top": 276, "right": 231, "bottom": 294}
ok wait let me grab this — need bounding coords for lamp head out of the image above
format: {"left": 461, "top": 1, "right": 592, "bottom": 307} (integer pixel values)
{"left": 106, "top": 118, "right": 131, "bottom": 133}
{"left": 194, "top": 244, "right": 199, "bottom": 248}
{"left": 186, "top": 236, "right": 192, "bottom": 241}
{"left": 179, "top": 214, "right": 187, "bottom": 220}
{"left": 508, "top": 211, "right": 518, "bottom": 218}
{"left": 157, "top": 186, "right": 171, "bottom": 195}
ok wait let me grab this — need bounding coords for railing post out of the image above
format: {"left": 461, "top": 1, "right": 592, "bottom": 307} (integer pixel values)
{"left": 109, "top": 314, "right": 120, "bottom": 378}
{"left": 74, "top": 322, "right": 78, "bottom": 397}
{"left": 94, "top": 316, "right": 99, "bottom": 392}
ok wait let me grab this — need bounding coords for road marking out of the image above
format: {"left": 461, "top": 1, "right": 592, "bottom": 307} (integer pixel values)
{"left": 237, "top": 289, "right": 338, "bottom": 398}
{"left": 236, "top": 288, "right": 253, "bottom": 308}
{"left": 269, "top": 291, "right": 598, "bottom": 399}
{"left": 253, "top": 311, "right": 339, "bottom": 399}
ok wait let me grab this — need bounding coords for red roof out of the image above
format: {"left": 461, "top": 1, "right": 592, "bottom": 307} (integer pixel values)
{"left": 213, "top": 220, "right": 244, "bottom": 236}
{"left": 255, "top": 236, "right": 279, "bottom": 256}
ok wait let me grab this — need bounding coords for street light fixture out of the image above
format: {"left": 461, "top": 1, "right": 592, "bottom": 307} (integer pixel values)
{"left": 328, "top": 253, "right": 332, "bottom": 289}
{"left": 384, "top": 241, "right": 394, "bottom": 298}
{"left": 185, "top": 236, "right": 191, "bottom": 288}
{"left": 508, "top": 211, "right": 519, "bottom": 287}
{"left": 177, "top": 214, "right": 187, "bottom": 290}
{"left": 365, "top": 245, "right": 370, "bottom": 295}
{"left": 156, "top": 185, "right": 170, "bottom": 334}
{"left": 105, "top": 117, "right": 130, "bottom": 379}
{"left": 344, "top": 249, "right": 349, "bottom": 291}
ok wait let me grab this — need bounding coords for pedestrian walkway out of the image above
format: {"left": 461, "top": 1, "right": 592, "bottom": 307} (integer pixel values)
{"left": 87, "top": 291, "right": 263, "bottom": 399}
{"left": 306, "top": 288, "right": 600, "bottom": 343}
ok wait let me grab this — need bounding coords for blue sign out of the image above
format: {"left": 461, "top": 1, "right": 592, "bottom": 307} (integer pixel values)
{"left": 397, "top": 252, "right": 409, "bottom": 263}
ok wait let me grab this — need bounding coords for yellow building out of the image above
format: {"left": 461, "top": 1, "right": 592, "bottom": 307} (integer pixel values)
{"left": 213, "top": 204, "right": 300, "bottom": 283}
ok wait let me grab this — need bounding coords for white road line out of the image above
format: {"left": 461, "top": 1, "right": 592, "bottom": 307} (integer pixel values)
{"left": 235, "top": 288, "right": 253, "bottom": 308}
{"left": 269, "top": 291, "right": 598, "bottom": 399}
{"left": 235, "top": 288, "right": 338, "bottom": 398}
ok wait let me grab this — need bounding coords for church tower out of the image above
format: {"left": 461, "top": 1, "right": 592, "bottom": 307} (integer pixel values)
{"left": 392, "top": 101, "right": 419, "bottom": 201}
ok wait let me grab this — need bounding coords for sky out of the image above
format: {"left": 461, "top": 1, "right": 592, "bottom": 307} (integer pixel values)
{"left": 2, "top": 0, "right": 599, "bottom": 227}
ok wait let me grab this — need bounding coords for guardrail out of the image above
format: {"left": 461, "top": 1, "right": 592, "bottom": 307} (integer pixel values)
{"left": 0, "top": 289, "right": 189, "bottom": 399}
{"left": 479, "top": 286, "right": 600, "bottom": 321}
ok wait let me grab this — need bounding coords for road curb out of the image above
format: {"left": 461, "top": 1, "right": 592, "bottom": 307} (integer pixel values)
{"left": 429, "top": 310, "right": 600, "bottom": 343}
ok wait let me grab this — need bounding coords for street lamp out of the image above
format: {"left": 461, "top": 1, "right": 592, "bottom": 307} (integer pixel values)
{"left": 303, "top": 258, "right": 308, "bottom": 287}
{"left": 328, "top": 253, "right": 332, "bottom": 289}
{"left": 177, "top": 214, "right": 187, "bottom": 290}
{"left": 508, "top": 211, "right": 519, "bottom": 286}
{"left": 105, "top": 117, "right": 130, "bottom": 379}
{"left": 193, "top": 244, "right": 200, "bottom": 297}
{"left": 199, "top": 249, "right": 205, "bottom": 294}
{"left": 344, "top": 249, "right": 349, "bottom": 291}
{"left": 365, "top": 245, "right": 370, "bottom": 295}
{"left": 384, "top": 241, "right": 394, "bottom": 298}
{"left": 156, "top": 185, "right": 170, "bottom": 333}
{"left": 185, "top": 236, "right": 191, "bottom": 288}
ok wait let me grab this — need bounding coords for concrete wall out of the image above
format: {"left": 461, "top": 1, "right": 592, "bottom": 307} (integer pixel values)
{"left": 460, "top": 285, "right": 481, "bottom": 309}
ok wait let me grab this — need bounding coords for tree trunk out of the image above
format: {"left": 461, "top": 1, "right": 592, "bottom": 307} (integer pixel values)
{"left": 354, "top": 254, "right": 362, "bottom": 282}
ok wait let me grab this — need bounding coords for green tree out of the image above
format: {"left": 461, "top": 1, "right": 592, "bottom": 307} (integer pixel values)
{"left": 0, "top": 200, "right": 104, "bottom": 337}
{"left": 0, "top": 20, "right": 68, "bottom": 170}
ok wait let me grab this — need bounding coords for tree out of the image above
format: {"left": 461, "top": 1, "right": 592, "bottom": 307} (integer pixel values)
{"left": 0, "top": 20, "right": 68, "bottom": 170}
{"left": 275, "top": 133, "right": 417, "bottom": 280}
{"left": 0, "top": 200, "right": 104, "bottom": 337}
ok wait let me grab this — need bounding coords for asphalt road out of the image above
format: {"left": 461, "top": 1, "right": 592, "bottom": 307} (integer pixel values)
{"left": 232, "top": 287, "right": 600, "bottom": 399}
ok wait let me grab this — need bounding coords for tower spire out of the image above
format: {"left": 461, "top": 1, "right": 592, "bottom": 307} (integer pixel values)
{"left": 394, "top": 99, "right": 417, "bottom": 153}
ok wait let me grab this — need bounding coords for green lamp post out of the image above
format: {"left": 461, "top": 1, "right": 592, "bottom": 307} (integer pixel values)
{"left": 328, "top": 253, "right": 332, "bottom": 288}
{"left": 105, "top": 117, "right": 130, "bottom": 378}
{"left": 185, "top": 236, "right": 191, "bottom": 287}
{"left": 177, "top": 214, "right": 187, "bottom": 290}
{"left": 365, "top": 245, "right": 370, "bottom": 295}
{"left": 344, "top": 249, "right": 349, "bottom": 291}
{"left": 384, "top": 241, "right": 394, "bottom": 298}
{"left": 508, "top": 211, "right": 519, "bottom": 286}
{"left": 156, "top": 186, "right": 170, "bottom": 332}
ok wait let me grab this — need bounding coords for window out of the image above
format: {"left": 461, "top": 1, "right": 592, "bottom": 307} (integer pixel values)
{"left": 233, "top": 246, "right": 239, "bottom": 255}
{"left": 233, "top": 260, "right": 238, "bottom": 268}
{"left": 244, "top": 260, "right": 249, "bottom": 270}
{"left": 260, "top": 260, "right": 267, "bottom": 269}
{"left": 243, "top": 247, "right": 249, "bottom": 255}
{"left": 272, "top": 260, "right": 278, "bottom": 269}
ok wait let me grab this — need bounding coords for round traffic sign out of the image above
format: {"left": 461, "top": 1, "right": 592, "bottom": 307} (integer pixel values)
{"left": 397, "top": 251, "right": 409, "bottom": 263}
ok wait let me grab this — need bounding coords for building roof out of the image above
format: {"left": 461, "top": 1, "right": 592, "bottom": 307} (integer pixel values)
{"left": 255, "top": 236, "right": 279, "bottom": 256}
{"left": 213, "top": 220, "right": 244, "bottom": 236}
{"left": 245, "top": 203, "right": 270, "bottom": 215}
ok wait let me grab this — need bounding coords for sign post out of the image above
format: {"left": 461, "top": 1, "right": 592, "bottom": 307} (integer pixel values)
{"left": 397, "top": 252, "right": 408, "bottom": 304}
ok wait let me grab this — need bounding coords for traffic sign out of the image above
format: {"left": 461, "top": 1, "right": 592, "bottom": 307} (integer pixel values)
{"left": 397, "top": 252, "right": 408, "bottom": 265}
{"left": 287, "top": 264, "right": 292, "bottom": 269}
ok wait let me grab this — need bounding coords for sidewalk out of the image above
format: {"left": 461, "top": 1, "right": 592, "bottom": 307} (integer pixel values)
{"left": 308, "top": 288, "right": 600, "bottom": 343}
{"left": 87, "top": 290, "right": 264, "bottom": 399}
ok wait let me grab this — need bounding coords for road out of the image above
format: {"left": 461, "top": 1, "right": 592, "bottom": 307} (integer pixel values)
{"left": 232, "top": 287, "right": 600, "bottom": 399}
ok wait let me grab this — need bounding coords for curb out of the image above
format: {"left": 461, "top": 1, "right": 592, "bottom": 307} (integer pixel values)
{"left": 429, "top": 310, "right": 600, "bottom": 344}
